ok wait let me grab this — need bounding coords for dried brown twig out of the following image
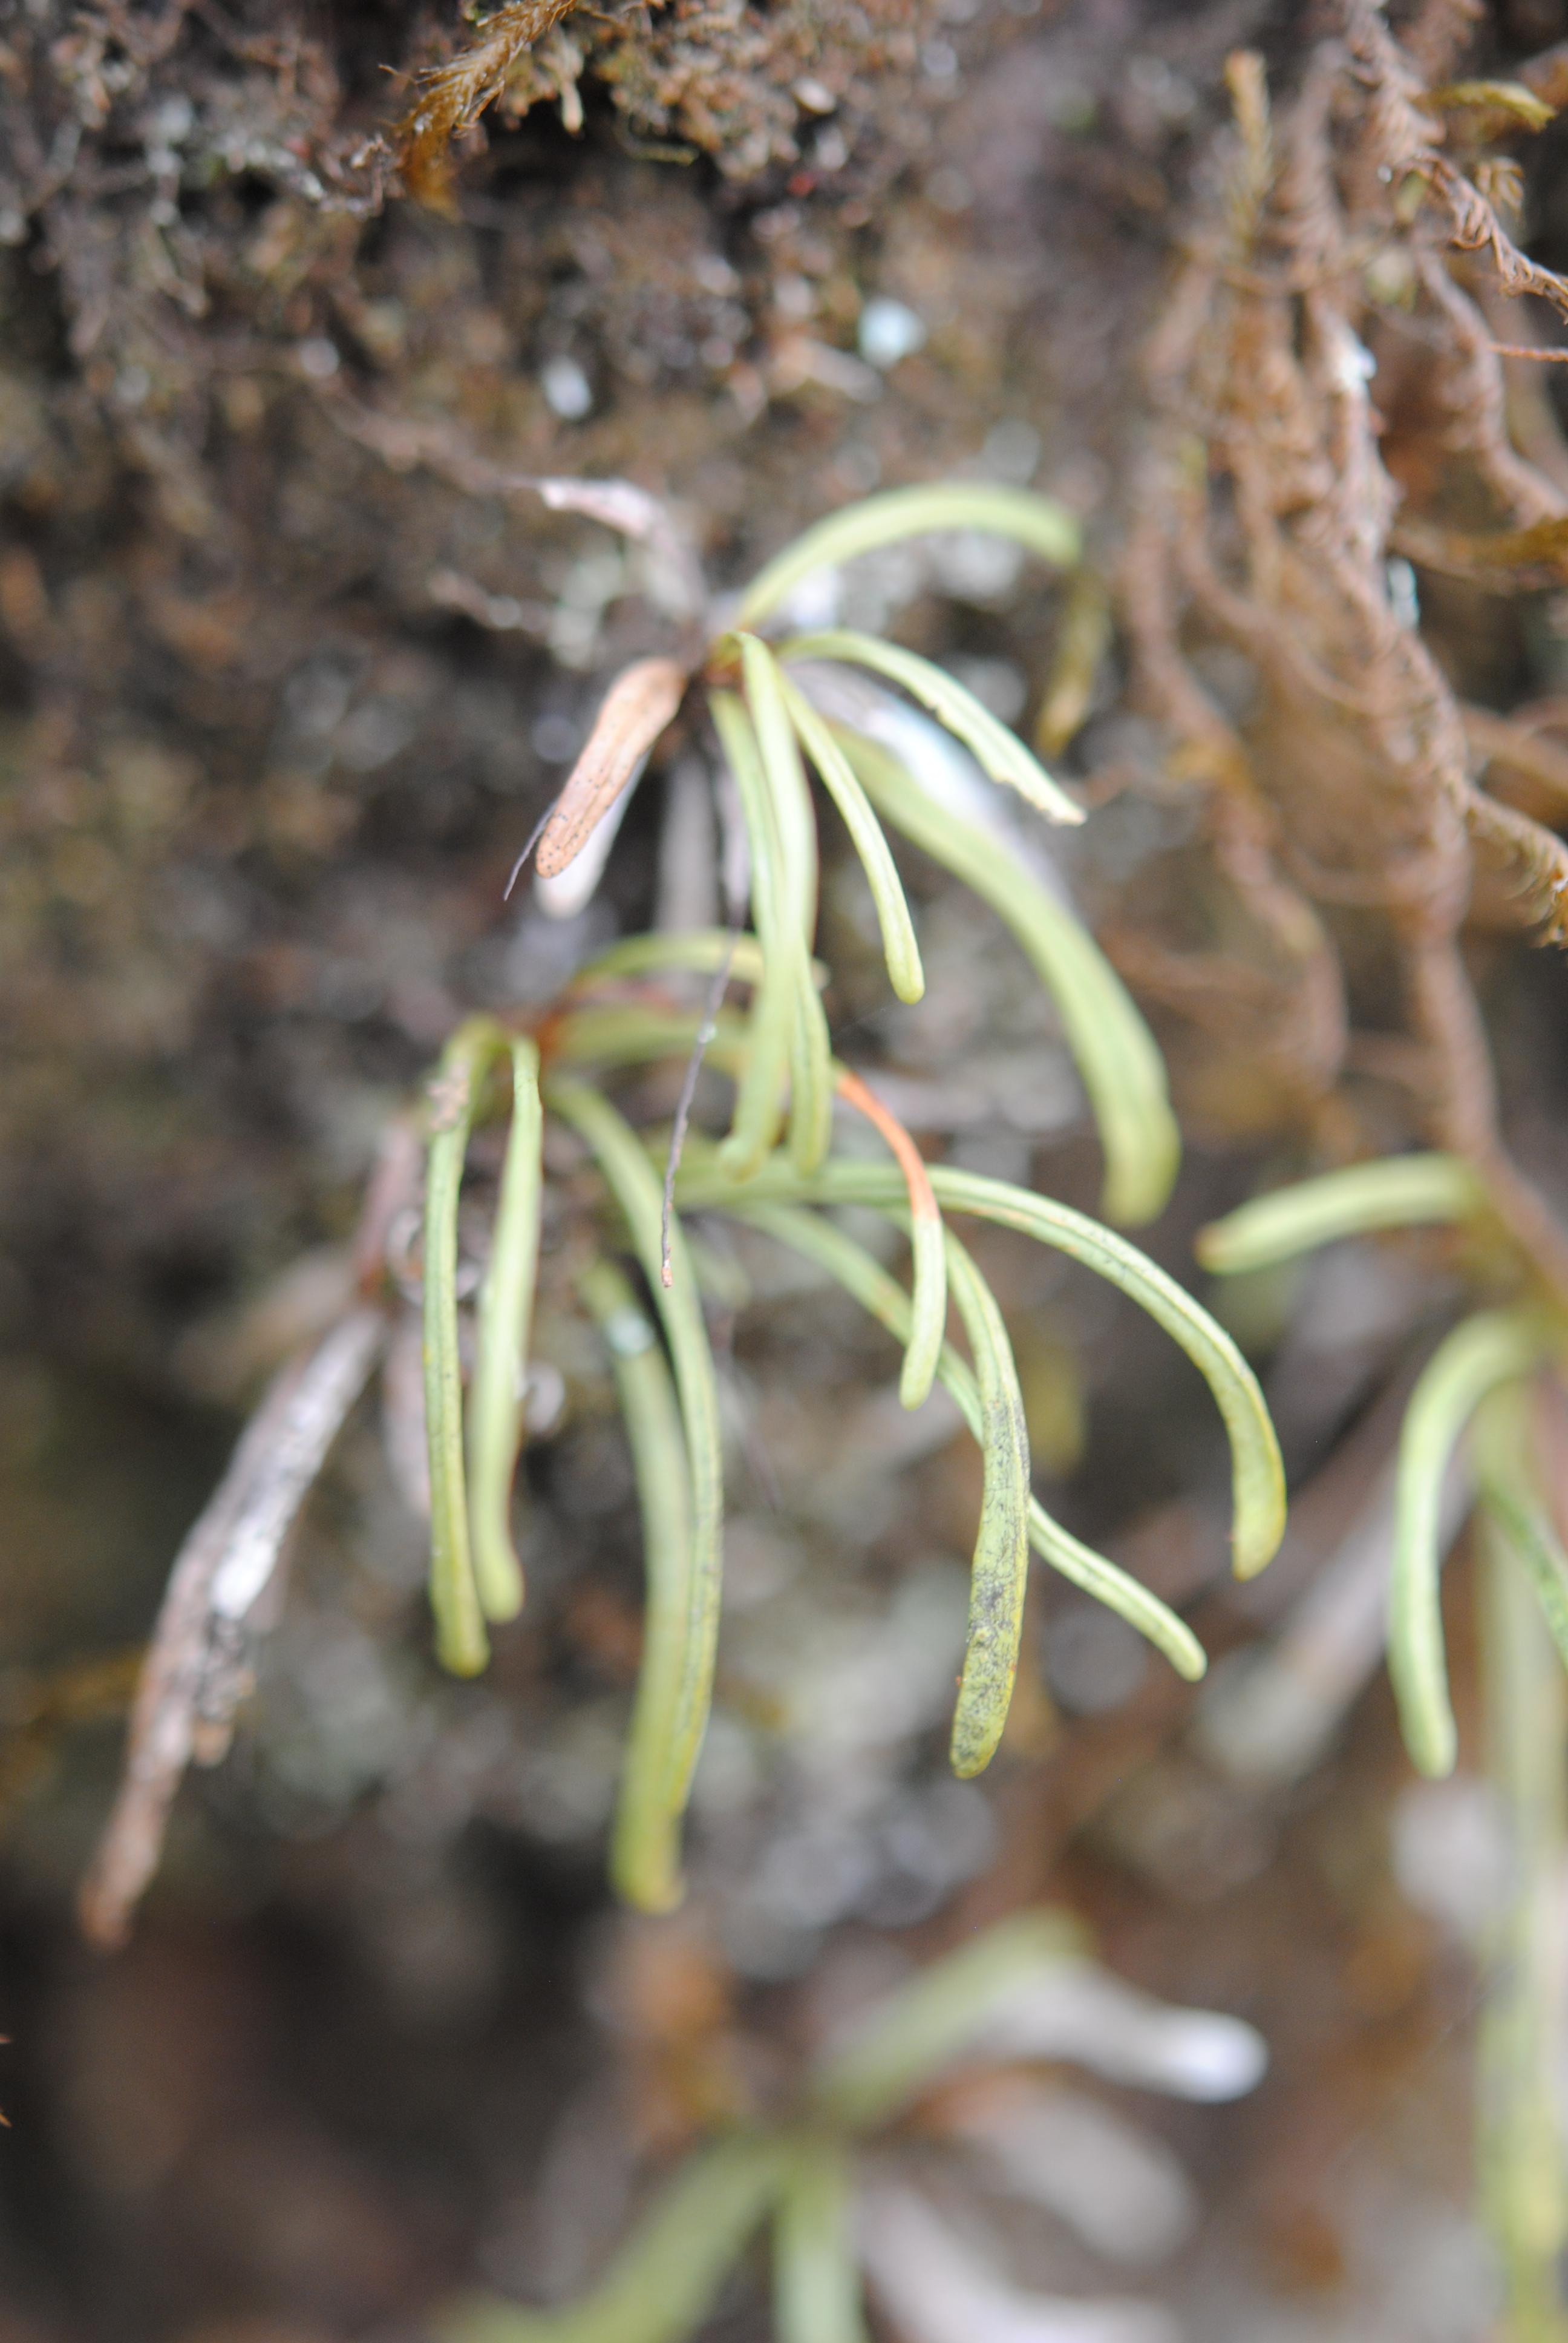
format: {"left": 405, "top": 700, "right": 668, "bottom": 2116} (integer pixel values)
{"left": 394, "top": 0, "right": 578, "bottom": 209}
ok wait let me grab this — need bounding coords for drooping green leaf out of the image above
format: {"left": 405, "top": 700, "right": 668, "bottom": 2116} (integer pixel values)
{"left": 783, "top": 630, "right": 1083, "bottom": 824}
{"left": 423, "top": 1015, "right": 507, "bottom": 1676}
{"left": 734, "top": 1203, "right": 1205, "bottom": 1681}
{"left": 831, "top": 1067, "right": 946, "bottom": 1411}
{"left": 1197, "top": 1154, "right": 1487, "bottom": 1275}
{"left": 838, "top": 728, "right": 1178, "bottom": 1227}
{"left": 572, "top": 929, "right": 774, "bottom": 992}
{"left": 682, "top": 1157, "right": 1284, "bottom": 1582}
{"left": 738, "top": 636, "right": 832, "bottom": 1175}
{"left": 774, "top": 669, "right": 924, "bottom": 1004}
{"left": 466, "top": 1038, "right": 542, "bottom": 1624}
{"left": 442, "top": 2136, "right": 788, "bottom": 2343}
{"left": 1473, "top": 1383, "right": 1568, "bottom": 1682}
{"left": 735, "top": 482, "right": 1080, "bottom": 632}
{"left": 773, "top": 2139, "right": 869, "bottom": 2343}
{"left": 942, "top": 1227, "right": 1032, "bottom": 1777}
{"left": 708, "top": 690, "right": 797, "bottom": 1179}
{"left": 1391, "top": 1312, "right": 1552, "bottom": 1779}
{"left": 580, "top": 1259, "right": 693, "bottom": 1913}
{"left": 548, "top": 1082, "right": 725, "bottom": 1824}
{"left": 811, "top": 1907, "right": 1085, "bottom": 2131}
{"left": 550, "top": 1004, "right": 751, "bottom": 1078}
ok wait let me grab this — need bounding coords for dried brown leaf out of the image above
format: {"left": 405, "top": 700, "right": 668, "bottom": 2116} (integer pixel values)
{"left": 535, "top": 657, "right": 690, "bottom": 880}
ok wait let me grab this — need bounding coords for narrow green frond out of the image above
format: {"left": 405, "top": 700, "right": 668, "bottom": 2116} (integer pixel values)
{"left": 942, "top": 1229, "right": 1032, "bottom": 1777}
{"left": 547, "top": 1082, "right": 725, "bottom": 1827}
{"left": 708, "top": 690, "right": 795, "bottom": 1178}
{"left": 1391, "top": 1312, "right": 1552, "bottom": 1778}
{"left": 833, "top": 1068, "right": 946, "bottom": 1409}
{"left": 733, "top": 1203, "right": 1206, "bottom": 1683}
{"left": 738, "top": 637, "right": 832, "bottom": 1174}
{"left": 774, "top": 669, "right": 924, "bottom": 1003}
{"left": 580, "top": 1260, "right": 693, "bottom": 1914}
{"left": 1197, "top": 1154, "right": 1488, "bottom": 1274}
{"left": 735, "top": 482, "right": 1080, "bottom": 631}
{"left": 1474, "top": 1384, "right": 1568, "bottom": 1679}
{"left": 423, "top": 1015, "right": 507, "bottom": 1676}
{"left": 572, "top": 929, "right": 773, "bottom": 991}
{"left": 774, "top": 2140, "right": 869, "bottom": 2343}
{"left": 550, "top": 1005, "right": 751, "bottom": 1077}
{"left": 810, "top": 1907, "right": 1085, "bottom": 2130}
{"left": 681, "top": 1158, "right": 1284, "bottom": 1582}
{"left": 783, "top": 629, "right": 1083, "bottom": 824}
{"left": 838, "top": 728, "right": 1179, "bottom": 1226}
{"left": 466, "top": 1037, "right": 542, "bottom": 1623}
{"left": 441, "top": 2137, "right": 788, "bottom": 2343}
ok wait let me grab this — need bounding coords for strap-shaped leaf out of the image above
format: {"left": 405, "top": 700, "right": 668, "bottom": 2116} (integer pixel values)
{"left": 1391, "top": 1312, "right": 1552, "bottom": 1778}
{"left": 782, "top": 630, "right": 1082, "bottom": 823}
{"left": 733, "top": 1204, "right": 1206, "bottom": 1683}
{"left": 774, "top": 2139, "right": 869, "bottom": 2343}
{"left": 811, "top": 1907, "right": 1085, "bottom": 2130}
{"left": 445, "top": 2135, "right": 788, "bottom": 2343}
{"left": 535, "top": 657, "right": 688, "bottom": 880}
{"left": 708, "top": 690, "right": 797, "bottom": 1177}
{"left": 735, "top": 482, "right": 1080, "bottom": 631}
{"left": 466, "top": 1038, "right": 542, "bottom": 1624}
{"left": 550, "top": 1004, "right": 751, "bottom": 1076}
{"left": 1474, "top": 1383, "right": 1568, "bottom": 1678}
{"left": 572, "top": 929, "right": 773, "bottom": 991}
{"left": 834, "top": 1069, "right": 946, "bottom": 1410}
{"left": 423, "top": 1015, "right": 507, "bottom": 1676}
{"left": 773, "top": 665, "right": 924, "bottom": 1003}
{"left": 942, "top": 1227, "right": 1032, "bottom": 1776}
{"left": 739, "top": 635, "right": 833, "bottom": 1175}
{"left": 838, "top": 727, "right": 1178, "bottom": 1227}
{"left": 580, "top": 1260, "right": 693, "bottom": 1913}
{"left": 1197, "top": 1154, "right": 1487, "bottom": 1274}
{"left": 682, "top": 1156, "right": 1284, "bottom": 1582}
{"left": 548, "top": 1081, "right": 725, "bottom": 1820}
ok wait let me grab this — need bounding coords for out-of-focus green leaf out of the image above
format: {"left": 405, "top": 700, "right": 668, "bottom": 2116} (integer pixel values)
{"left": 773, "top": 2138, "right": 869, "bottom": 2343}
{"left": 739, "top": 636, "right": 832, "bottom": 1175}
{"left": 709, "top": 690, "right": 796, "bottom": 1178}
{"left": 811, "top": 1908, "right": 1085, "bottom": 2130}
{"left": 572, "top": 929, "right": 774, "bottom": 991}
{"left": 735, "top": 482, "right": 1079, "bottom": 631}
{"left": 1197, "top": 1155, "right": 1486, "bottom": 1274}
{"left": 423, "top": 1015, "right": 506, "bottom": 1676}
{"left": 1474, "top": 1384, "right": 1568, "bottom": 1680}
{"left": 1391, "top": 1312, "right": 1552, "bottom": 1778}
{"left": 580, "top": 1259, "right": 693, "bottom": 1913}
{"left": 548, "top": 1083, "right": 725, "bottom": 1824}
{"left": 466, "top": 1038, "right": 541, "bottom": 1624}
{"left": 839, "top": 729, "right": 1178, "bottom": 1227}
{"left": 442, "top": 2135, "right": 788, "bottom": 2343}
{"left": 784, "top": 631, "right": 1082, "bottom": 823}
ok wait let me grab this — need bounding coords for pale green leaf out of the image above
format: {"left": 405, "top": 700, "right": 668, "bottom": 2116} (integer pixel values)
{"left": 733, "top": 1202, "right": 1206, "bottom": 1682}
{"left": 442, "top": 2136, "right": 788, "bottom": 2343}
{"left": 580, "top": 1259, "right": 693, "bottom": 1914}
{"left": 838, "top": 727, "right": 1178, "bottom": 1227}
{"left": 783, "top": 630, "right": 1083, "bottom": 823}
{"left": 1391, "top": 1311, "right": 1552, "bottom": 1778}
{"left": 708, "top": 690, "right": 797, "bottom": 1178}
{"left": 942, "top": 1227, "right": 1032, "bottom": 1777}
{"left": 773, "top": 2139, "right": 869, "bottom": 2343}
{"left": 811, "top": 1908, "right": 1085, "bottom": 2130}
{"left": 774, "top": 668, "right": 924, "bottom": 1003}
{"left": 423, "top": 1015, "right": 507, "bottom": 1676}
{"left": 739, "top": 637, "right": 832, "bottom": 1175}
{"left": 466, "top": 1038, "right": 542, "bottom": 1624}
{"left": 735, "top": 482, "right": 1080, "bottom": 632}
{"left": 547, "top": 1082, "right": 725, "bottom": 1826}
{"left": 1197, "top": 1155, "right": 1486, "bottom": 1275}
{"left": 1474, "top": 1383, "right": 1568, "bottom": 1681}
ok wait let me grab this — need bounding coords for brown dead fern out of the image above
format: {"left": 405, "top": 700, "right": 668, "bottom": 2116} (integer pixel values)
{"left": 1122, "top": 0, "right": 1568, "bottom": 1298}
{"left": 395, "top": 0, "right": 578, "bottom": 209}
